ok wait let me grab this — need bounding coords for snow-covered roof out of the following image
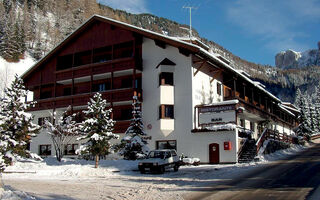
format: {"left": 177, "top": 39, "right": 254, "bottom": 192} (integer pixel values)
{"left": 198, "top": 48, "right": 282, "bottom": 103}
{"left": 281, "top": 104, "right": 300, "bottom": 114}
{"left": 202, "top": 99, "right": 239, "bottom": 107}
{"left": 278, "top": 104, "right": 295, "bottom": 117}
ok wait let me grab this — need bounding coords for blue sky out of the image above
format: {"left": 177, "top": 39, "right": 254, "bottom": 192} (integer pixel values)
{"left": 98, "top": 0, "right": 320, "bottom": 66}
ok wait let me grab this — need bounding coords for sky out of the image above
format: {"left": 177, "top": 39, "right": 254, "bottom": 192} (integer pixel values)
{"left": 98, "top": 0, "right": 320, "bottom": 66}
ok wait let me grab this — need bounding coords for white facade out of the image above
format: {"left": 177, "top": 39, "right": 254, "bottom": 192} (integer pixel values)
{"left": 141, "top": 38, "right": 238, "bottom": 163}
{"left": 27, "top": 24, "right": 297, "bottom": 164}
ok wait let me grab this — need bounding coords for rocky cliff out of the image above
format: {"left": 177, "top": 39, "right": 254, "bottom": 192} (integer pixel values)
{"left": 275, "top": 42, "right": 320, "bottom": 69}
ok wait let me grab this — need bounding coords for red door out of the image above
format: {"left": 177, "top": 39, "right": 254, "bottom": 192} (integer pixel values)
{"left": 209, "top": 143, "right": 220, "bottom": 164}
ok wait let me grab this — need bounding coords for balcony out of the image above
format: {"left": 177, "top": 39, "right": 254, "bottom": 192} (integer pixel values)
{"left": 56, "top": 57, "right": 142, "bottom": 82}
{"left": 29, "top": 88, "right": 142, "bottom": 111}
{"left": 223, "top": 85, "right": 294, "bottom": 127}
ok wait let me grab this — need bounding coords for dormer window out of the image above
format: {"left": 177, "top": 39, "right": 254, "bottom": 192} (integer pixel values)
{"left": 159, "top": 72, "right": 173, "bottom": 86}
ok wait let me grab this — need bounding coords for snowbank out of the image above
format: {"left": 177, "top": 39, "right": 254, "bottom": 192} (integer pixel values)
{"left": 0, "top": 188, "right": 35, "bottom": 200}
{"left": 258, "top": 143, "right": 311, "bottom": 162}
{"left": 4, "top": 157, "right": 139, "bottom": 179}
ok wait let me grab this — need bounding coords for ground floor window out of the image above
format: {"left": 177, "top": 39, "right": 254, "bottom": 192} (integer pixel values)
{"left": 250, "top": 121, "right": 255, "bottom": 132}
{"left": 39, "top": 144, "right": 51, "bottom": 156}
{"left": 156, "top": 140, "right": 177, "bottom": 150}
{"left": 64, "top": 144, "right": 79, "bottom": 155}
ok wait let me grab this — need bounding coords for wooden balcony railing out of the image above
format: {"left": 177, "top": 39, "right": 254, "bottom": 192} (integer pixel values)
{"left": 56, "top": 57, "right": 142, "bottom": 82}
{"left": 256, "top": 128, "right": 293, "bottom": 154}
{"left": 114, "top": 120, "right": 131, "bottom": 133}
{"left": 29, "top": 88, "right": 142, "bottom": 111}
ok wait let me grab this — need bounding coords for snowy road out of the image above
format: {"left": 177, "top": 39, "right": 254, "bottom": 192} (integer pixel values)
{"left": 184, "top": 143, "right": 320, "bottom": 200}
{"left": 2, "top": 144, "right": 312, "bottom": 200}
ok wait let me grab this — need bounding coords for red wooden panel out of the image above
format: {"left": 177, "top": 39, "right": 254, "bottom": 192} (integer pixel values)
{"left": 113, "top": 60, "right": 135, "bottom": 71}
{"left": 41, "top": 59, "right": 55, "bottom": 84}
{"left": 112, "top": 89, "right": 133, "bottom": 102}
{"left": 56, "top": 71, "right": 72, "bottom": 81}
{"left": 55, "top": 99, "right": 71, "bottom": 108}
{"left": 25, "top": 69, "right": 41, "bottom": 87}
{"left": 92, "top": 63, "right": 112, "bottom": 74}
{"left": 73, "top": 68, "right": 91, "bottom": 78}
{"left": 101, "top": 92, "right": 112, "bottom": 102}
{"left": 73, "top": 96, "right": 90, "bottom": 106}
{"left": 114, "top": 121, "right": 130, "bottom": 133}
{"left": 74, "top": 83, "right": 90, "bottom": 95}
{"left": 39, "top": 102, "right": 53, "bottom": 109}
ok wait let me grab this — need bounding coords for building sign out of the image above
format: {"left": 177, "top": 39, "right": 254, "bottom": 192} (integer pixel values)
{"left": 198, "top": 105, "right": 235, "bottom": 113}
{"left": 198, "top": 104, "right": 236, "bottom": 126}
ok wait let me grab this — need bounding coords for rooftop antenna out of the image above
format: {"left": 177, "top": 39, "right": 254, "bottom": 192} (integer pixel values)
{"left": 183, "top": 6, "right": 197, "bottom": 39}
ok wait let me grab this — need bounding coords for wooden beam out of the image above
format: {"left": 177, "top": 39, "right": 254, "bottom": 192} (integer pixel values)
{"left": 193, "top": 60, "right": 207, "bottom": 76}
{"left": 210, "top": 70, "right": 222, "bottom": 83}
{"left": 154, "top": 39, "right": 166, "bottom": 49}
{"left": 178, "top": 47, "right": 190, "bottom": 57}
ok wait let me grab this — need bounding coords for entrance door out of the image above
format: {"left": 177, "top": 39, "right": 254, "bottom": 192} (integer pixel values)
{"left": 209, "top": 143, "right": 220, "bottom": 164}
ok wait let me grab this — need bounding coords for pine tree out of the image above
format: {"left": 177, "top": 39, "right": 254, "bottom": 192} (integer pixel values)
{"left": 44, "top": 106, "right": 79, "bottom": 162}
{"left": 77, "top": 93, "right": 119, "bottom": 168}
{"left": 120, "top": 96, "right": 149, "bottom": 160}
{"left": 0, "top": 74, "right": 40, "bottom": 171}
{"left": 296, "top": 95, "right": 313, "bottom": 137}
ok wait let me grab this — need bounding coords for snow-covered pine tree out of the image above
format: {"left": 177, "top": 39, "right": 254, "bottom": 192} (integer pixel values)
{"left": 294, "top": 88, "right": 303, "bottom": 108}
{"left": 45, "top": 106, "right": 79, "bottom": 162}
{"left": 76, "top": 93, "right": 119, "bottom": 168}
{"left": 0, "top": 74, "right": 40, "bottom": 170}
{"left": 296, "top": 95, "right": 313, "bottom": 137}
{"left": 120, "top": 96, "right": 149, "bottom": 160}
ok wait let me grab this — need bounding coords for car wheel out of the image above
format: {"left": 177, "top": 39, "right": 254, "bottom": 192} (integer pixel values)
{"left": 174, "top": 164, "right": 179, "bottom": 172}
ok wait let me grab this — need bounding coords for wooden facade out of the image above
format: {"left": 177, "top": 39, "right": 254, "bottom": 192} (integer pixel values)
{"left": 23, "top": 20, "right": 143, "bottom": 133}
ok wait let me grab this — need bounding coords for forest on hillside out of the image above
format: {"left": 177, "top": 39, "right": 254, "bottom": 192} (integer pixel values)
{"left": 0, "top": 0, "right": 319, "bottom": 103}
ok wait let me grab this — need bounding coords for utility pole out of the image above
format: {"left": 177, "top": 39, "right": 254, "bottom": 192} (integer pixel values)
{"left": 183, "top": 6, "right": 197, "bottom": 38}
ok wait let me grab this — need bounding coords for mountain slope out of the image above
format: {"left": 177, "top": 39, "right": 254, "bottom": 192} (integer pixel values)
{"left": 0, "top": 0, "right": 318, "bottom": 103}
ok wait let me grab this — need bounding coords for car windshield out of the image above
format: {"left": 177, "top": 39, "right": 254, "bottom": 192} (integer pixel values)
{"left": 148, "top": 151, "right": 166, "bottom": 159}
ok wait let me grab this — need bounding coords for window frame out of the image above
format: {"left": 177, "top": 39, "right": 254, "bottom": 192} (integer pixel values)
{"left": 156, "top": 140, "right": 177, "bottom": 150}
{"left": 159, "top": 105, "right": 174, "bottom": 119}
{"left": 159, "top": 72, "right": 174, "bottom": 86}
{"left": 217, "top": 82, "right": 222, "bottom": 96}
{"left": 39, "top": 144, "right": 51, "bottom": 156}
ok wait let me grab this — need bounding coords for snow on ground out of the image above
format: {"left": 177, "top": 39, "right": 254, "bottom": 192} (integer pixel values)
{"left": 0, "top": 187, "right": 35, "bottom": 200}
{"left": 1, "top": 143, "right": 313, "bottom": 200}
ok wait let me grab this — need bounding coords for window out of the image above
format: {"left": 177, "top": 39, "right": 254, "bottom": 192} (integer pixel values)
{"left": 74, "top": 50, "right": 91, "bottom": 66}
{"left": 121, "top": 78, "right": 132, "bottom": 88}
{"left": 92, "top": 82, "right": 110, "bottom": 92}
{"left": 38, "top": 117, "right": 52, "bottom": 126}
{"left": 63, "top": 87, "right": 72, "bottom": 96}
{"left": 39, "top": 145, "right": 51, "bottom": 156}
{"left": 120, "top": 108, "right": 132, "bottom": 120}
{"left": 156, "top": 140, "right": 177, "bottom": 150}
{"left": 240, "top": 119, "right": 245, "bottom": 128}
{"left": 250, "top": 122, "right": 255, "bottom": 132}
{"left": 135, "top": 77, "right": 142, "bottom": 89}
{"left": 64, "top": 144, "right": 79, "bottom": 155}
{"left": 114, "top": 41, "right": 134, "bottom": 59}
{"left": 57, "top": 54, "right": 73, "bottom": 71}
{"left": 159, "top": 105, "right": 174, "bottom": 119}
{"left": 93, "top": 46, "right": 112, "bottom": 63}
{"left": 217, "top": 82, "right": 222, "bottom": 96}
{"left": 40, "top": 90, "right": 52, "bottom": 99}
{"left": 159, "top": 72, "right": 173, "bottom": 86}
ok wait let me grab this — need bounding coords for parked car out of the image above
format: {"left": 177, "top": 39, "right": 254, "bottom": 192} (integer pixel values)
{"left": 138, "top": 149, "right": 180, "bottom": 174}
